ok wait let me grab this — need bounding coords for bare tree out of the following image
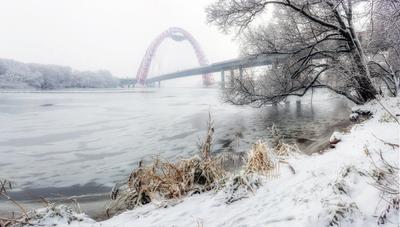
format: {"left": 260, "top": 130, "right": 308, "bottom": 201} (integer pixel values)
{"left": 206, "top": 0, "right": 381, "bottom": 105}
{"left": 366, "top": 0, "right": 400, "bottom": 97}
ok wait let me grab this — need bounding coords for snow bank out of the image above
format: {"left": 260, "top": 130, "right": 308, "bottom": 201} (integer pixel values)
{"left": 26, "top": 98, "right": 400, "bottom": 227}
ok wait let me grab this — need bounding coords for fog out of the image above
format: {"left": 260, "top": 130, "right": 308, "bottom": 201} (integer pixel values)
{"left": 0, "top": 0, "right": 239, "bottom": 78}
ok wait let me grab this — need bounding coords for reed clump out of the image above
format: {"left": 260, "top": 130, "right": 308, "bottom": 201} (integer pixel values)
{"left": 244, "top": 125, "right": 300, "bottom": 177}
{"left": 269, "top": 124, "right": 300, "bottom": 157}
{"left": 106, "top": 114, "right": 225, "bottom": 217}
{"left": 127, "top": 156, "right": 224, "bottom": 202}
{"left": 245, "top": 141, "right": 278, "bottom": 176}
{"left": 106, "top": 118, "right": 300, "bottom": 216}
{"left": 224, "top": 136, "right": 297, "bottom": 204}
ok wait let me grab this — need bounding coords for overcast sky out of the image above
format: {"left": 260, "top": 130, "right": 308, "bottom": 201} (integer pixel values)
{"left": 0, "top": 0, "right": 239, "bottom": 78}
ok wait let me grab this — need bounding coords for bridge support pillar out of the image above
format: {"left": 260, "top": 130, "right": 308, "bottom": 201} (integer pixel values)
{"left": 157, "top": 81, "right": 161, "bottom": 88}
{"left": 239, "top": 67, "right": 243, "bottom": 80}
{"left": 272, "top": 59, "right": 279, "bottom": 70}
{"left": 221, "top": 71, "right": 225, "bottom": 88}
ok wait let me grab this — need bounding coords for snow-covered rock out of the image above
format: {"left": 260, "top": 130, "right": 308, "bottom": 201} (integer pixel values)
{"left": 329, "top": 131, "right": 343, "bottom": 145}
{"left": 349, "top": 113, "right": 359, "bottom": 121}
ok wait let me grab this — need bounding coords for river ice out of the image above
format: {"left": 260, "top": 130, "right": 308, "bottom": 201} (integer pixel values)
{"left": 0, "top": 88, "right": 351, "bottom": 194}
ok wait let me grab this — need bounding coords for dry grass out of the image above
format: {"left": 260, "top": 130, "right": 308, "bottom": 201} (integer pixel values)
{"left": 106, "top": 114, "right": 225, "bottom": 217}
{"left": 107, "top": 159, "right": 224, "bottom": 216}
{"left": 0, "top": 179, "right": 38, "bottom": 226}
{"left": 199, "top": 112, "right": 214, "bottom": 159}
{"left": 275, "top": 143, "right": 300, "bottom": 157}
{"left": 244, "top": 141, "right": 278, "bottom": 176}
{"left": 243, "top": 125, "right": 299, "bottom": 177}
{"left": 127, "top": 156, "right": 225, "bottom": 201}
{"left": 106, "top": 118, "right": 300, "bottom": 216}
{"left": 225, "top": 135, "right": 299, "bottom": 204}
{"left": 365, "top": 150, "right": 399, "bottom": 225}
{"left": 268, "top": 124, "right": 300, "bottom": 157}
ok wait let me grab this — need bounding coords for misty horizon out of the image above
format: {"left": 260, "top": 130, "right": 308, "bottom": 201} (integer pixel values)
{"left": 0, "top": 0, "right": 239, "bottom": 78}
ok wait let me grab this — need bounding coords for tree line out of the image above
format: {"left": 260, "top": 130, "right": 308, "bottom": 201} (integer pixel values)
{"left": 0, "top": 58, "right": 120, "bottom": 89}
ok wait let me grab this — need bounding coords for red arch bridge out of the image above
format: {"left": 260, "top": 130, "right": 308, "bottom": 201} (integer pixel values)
{"left": 121, "top": 27, "right": 289, "bottom": 87}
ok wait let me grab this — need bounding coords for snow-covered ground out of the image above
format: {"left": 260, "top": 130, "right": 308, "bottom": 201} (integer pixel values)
{"left": 19, "top": 98, "right": 400, "bottom": 227}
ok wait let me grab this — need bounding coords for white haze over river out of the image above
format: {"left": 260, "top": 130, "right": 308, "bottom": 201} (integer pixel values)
{"left": 0, "top": 88, "right": 352, "bottom": 199}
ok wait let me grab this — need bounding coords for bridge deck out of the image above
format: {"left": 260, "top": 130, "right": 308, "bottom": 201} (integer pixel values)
{"left": 120, "top": 53, "right": 288, "bottom": 85}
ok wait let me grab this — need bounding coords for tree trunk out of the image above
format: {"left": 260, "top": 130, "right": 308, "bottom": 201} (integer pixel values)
{"left": 353, "top": 73, "right": 377, "bottom": 102}
{"left": 343, "top": 5, "right": 378, "bottom": 104}
{"left": 395, "top": 74, "right": 400, "bottom": 97}
{"left": 348, "top": 39, "right": 378, "bottom": 103}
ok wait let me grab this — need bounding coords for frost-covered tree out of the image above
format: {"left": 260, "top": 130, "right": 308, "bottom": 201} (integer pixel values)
{"left": 366, "top": 0, "right": 400, "bottom": 97}
{"left": 0, "top": 59, "right": 119, "bottom": 89}
{"left": 207, "top": 0, "right": 384, "bottom": 105}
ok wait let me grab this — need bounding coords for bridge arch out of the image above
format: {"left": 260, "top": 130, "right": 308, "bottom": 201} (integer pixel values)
{"left": 135, "top": 27, "right": 213, "bottom": 86}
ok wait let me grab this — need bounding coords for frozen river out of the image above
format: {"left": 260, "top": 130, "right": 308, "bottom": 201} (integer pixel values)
{"left": 0, "top": 88, "right": 352, "bottom": 199}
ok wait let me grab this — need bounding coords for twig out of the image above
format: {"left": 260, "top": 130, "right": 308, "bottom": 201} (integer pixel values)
{"left": 0, "top": 191, "right": 29, "bottom": 220}
{"left": 376, "top": 99, "right": 400, "bottom": 125}
{"left": 372, "top": 134, "right": 400, "bottom": 149}
{"left": 279, "top": 160, "right": 296, "bottom": 175}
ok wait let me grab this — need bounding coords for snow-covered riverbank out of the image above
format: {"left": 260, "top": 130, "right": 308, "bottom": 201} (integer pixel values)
{"left": 11, "top": 98, "right": 400, "bottom": 227}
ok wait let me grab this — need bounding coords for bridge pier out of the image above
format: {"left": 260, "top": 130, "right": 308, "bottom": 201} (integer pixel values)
{"left": 239, "top": 67, "right": 243, "bottom": 80}
{"left": 221, "top": 71, "right": 225, "bottom": 88}
{"left": 272, "top": 59, "right": 279, "bottom": 70}
{"left": 296, "top": 99, "right": 302, "bottom": 116}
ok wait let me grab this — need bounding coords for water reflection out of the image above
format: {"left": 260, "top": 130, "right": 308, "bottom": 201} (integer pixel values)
{"left": 214, "top": 96, "right": 352, "bottom": 155}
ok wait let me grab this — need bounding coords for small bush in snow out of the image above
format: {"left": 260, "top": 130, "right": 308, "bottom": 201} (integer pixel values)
{"left": 9, "top": 204, "right": 93, "bottom": 227}
{"left": 223, "top": 173, "right": 262, "bottom": 204}
{"left": 320, "top": 165, "right": 363, "bottom": 226}
{"left": 366, "top": 151, "right": 399, "bottom": 225}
